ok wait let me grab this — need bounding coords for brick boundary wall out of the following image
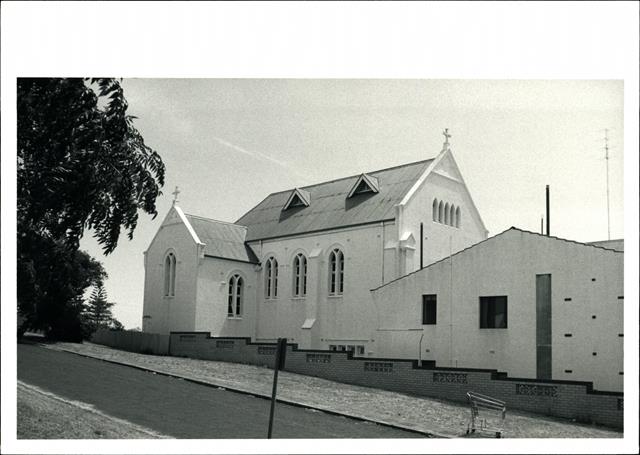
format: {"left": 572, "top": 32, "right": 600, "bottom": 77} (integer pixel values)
{"left": 92, "top": 329, "right": 170, "bottom": 355}
{"left": 169, "top": 332, "right": 623, "bottom": 429}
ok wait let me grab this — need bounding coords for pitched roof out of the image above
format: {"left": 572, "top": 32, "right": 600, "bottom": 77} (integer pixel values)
{"left": 184, "top": 214, "right": 259, "bottom": 264}
{"left": 372, "top": 227, "right": 623, "bottom": 291}
{"left": 236, "top": 159, "right": 434, "bottom": 241}
{"left": 586, "top": 239, "right": 624, "bottom": 252}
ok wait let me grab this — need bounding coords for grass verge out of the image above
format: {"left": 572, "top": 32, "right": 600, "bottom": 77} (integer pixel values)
{"left": 17, "top": 381, "right": 169, "bottom": 439}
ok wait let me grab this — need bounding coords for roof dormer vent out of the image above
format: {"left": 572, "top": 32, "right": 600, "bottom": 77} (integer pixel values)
{"left": 348, "top": 173, "right": 379, "bottom": 198}
{"left": 283, "top": 188, "right": 310, "bottom": 210}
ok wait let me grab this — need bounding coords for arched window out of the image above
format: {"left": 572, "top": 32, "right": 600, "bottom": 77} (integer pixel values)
{"left": 265, "top": 257, "right": 278, "bottom": 299}
{"left": 293, "top": 253, "right": 307, "bottom": 297}
{"left": 438, "top": 201, "right": 444, "bottom": 223}
{"left": 329, "top": 248, "right": 344, "bottom": 295}
{"left": 164, "top": 252, "right": 176, "bottom": 297}
{"left": 455, "top": 206, "right": 461, "bottom": 228}
{"left": 444, "top": 202, "right": 450, "bottom": 225}
{"left": 227, "top": 274, "right": 243, "bottom": 317}
{"left": 449, "top": 204, "right": 456, "bottom": 226}
{"left": 432, "top": 199, "right": 438, "bottom": 221}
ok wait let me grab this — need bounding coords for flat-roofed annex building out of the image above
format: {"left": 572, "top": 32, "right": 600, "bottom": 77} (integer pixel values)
{"left": 371, "top": 227, "right": 624, "bottom": 392}
{"left": 142, "top": 142, "right": 489, "bottom": 353}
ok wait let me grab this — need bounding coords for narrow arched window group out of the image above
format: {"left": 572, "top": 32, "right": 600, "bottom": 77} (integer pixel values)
{"left": 262, "top": 248, "right": 345, "bottom": 299}
{"left": 265, "top": 256, "right": 278, "bottom": 299}
{"left": 293, "top": 253, "right": 307, "bottom": 297}
{"left": 432, "top": 198, "right": 461, "bottom": 228}
{"left": 329, "top": 248, "right": 344, "bottom": 295}
{"left": 164, "top": 252, "right": 176, "bottom": 296}
{"left": 227, "top": 274, "right": 243, "bottom": 317}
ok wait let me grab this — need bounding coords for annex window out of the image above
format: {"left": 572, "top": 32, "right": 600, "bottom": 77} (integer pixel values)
{"left": 422, "top": 294, "right": 437, "bottom": 325}
{"left": 265, "top": 256, "right": 279, "bottom": 299}
{"left": 164, "top": 252, "right": 176, "bottom": 297}
{"left": 329, "top": 248, "right": 344, "bottom": 295}
{"left": 293, "top": 253, "right": 307, "bottom": 297}
{"left": 480, "top": 296, "right": 508, "bottom": 328}
{"left": 455, "top": 206, "right": 461, "bottom": 227}
{"left": 432, "top": 198, "right": 439, "bottom": 221}
{"left": 438, "top": 201, "right": 444, "bottom": 223}
{"left": 227, "top": 274, "right": 243, "bottom": 317}
{"left": 449, "top": 204, "right": 456, "bottom": 226}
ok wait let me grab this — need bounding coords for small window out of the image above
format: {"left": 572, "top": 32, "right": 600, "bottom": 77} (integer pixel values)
{"left": 329, "top": 345, "right": 337, "bottom": 351}
{"left": 329, "top": 248, "right": 344, "bottom": 295}
{"left": 455, "top": 206, "right": 461, "bottom": 227}
{"left": 164, "top": 252, "right": 176, "bottom": 297}
{"left": 479, "top": 296, "right": 508, "bottom": 328}
{"left": 422, "top": 294, "right": 437, "bottom": 325}
{"left": 356, "top": 345, "right": 365, "bottom": 355}
{"left": 265, "top": 256, "right": 278, "bottom": 299}
{"left": 227, "top": 274, "right": 243, "bottom": 318}
{"left": 337, "top": 345, "right": 345, "bottom": 351}
{"left": 292, "top": 253, "right": 307, "bottom": 297}
{"left": 432, "top": 199, "right": 439, "bottom": 221}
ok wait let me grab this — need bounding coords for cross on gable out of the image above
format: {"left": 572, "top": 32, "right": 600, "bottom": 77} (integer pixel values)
{"left": 172, "top": 186, "right": 180, "bottom": 205}
{"left": 442, "top": 128, "right": 452, "bottom": 150}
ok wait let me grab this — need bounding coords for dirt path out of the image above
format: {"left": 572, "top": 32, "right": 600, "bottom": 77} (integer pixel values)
{"left": 44, "top": 341, "right": 621, "bottom": 438}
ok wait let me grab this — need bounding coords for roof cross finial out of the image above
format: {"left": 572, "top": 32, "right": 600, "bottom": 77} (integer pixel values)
{"left": 172, "top": 186, "right": 180, "bottom": 205}
{"left": 442, "top": 128, "right": 451, "bottom": 151}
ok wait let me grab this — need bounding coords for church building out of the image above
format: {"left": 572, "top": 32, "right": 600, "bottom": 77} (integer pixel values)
{"left": 142, "top": 131, "right": 624, "bottom": 392}
{"left": 142, "top": 133, "right": 488, "bottom": 354}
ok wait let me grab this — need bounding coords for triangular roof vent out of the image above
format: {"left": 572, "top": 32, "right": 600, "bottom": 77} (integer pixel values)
{"left": 348, "top": 173, "right": 379, "bottom": 198}
{"left": 283, "top": 188, "right": 310, "bottom": 210}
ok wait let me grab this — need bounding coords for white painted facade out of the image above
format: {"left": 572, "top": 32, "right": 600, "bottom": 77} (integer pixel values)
{"left": 371, "top": 228, "right": 624, "bottom": 392}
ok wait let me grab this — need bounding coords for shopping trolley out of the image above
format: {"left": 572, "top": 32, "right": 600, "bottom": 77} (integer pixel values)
{"left": 466, "top": 391, "right": 507, "bottom": 438}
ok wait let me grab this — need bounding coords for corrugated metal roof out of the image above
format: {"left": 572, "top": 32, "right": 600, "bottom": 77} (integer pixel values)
{"left": 237, "top": 159, "right": 434, "bottom": 241}
{"left": 184, "top": 214, "right": 259, "bottom": 263}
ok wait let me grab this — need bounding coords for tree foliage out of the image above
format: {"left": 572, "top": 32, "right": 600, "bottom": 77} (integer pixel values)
{"left": 18, "top": 78, "right": 165, "bottom": 253}
{"left": 17, "top": 234, "right": 106, "bottom": 341}
{"left": 17, "top": 78, "right": 165, "bottom": 339}
{"left": 81, "top": 283, "right": 123, "bottom": 337}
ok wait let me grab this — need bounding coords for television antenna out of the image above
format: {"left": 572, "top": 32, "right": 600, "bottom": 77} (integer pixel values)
{"left": 604, "top": 129, "right": 611, "bottom": 240}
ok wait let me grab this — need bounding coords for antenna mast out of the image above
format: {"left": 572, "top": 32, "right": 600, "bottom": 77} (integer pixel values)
{"left": 604, "top": 129, "right": 610, "bottom": 240}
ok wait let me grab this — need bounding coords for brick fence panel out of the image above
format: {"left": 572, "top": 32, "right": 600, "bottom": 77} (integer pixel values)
{"left": 91, "top": 329, "right": 169, "bottom": 355}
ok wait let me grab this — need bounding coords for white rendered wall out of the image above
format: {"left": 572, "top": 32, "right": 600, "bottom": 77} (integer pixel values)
{"left": 371, "top": 229, "right": 624, "bottom": 392}
{"left": 401, "top": 152, "right": 488, "bottom": 273}
{"left": 247, "top": 221, "right": 396, "bottom": 352}
{"left": 194, "top": 257, "right": 257, "bottom": 337}
{"left": 142, "top": 209, "right": 199, "bottom": 334}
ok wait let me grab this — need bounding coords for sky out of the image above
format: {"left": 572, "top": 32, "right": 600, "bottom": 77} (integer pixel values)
{"left": 77, "top": 79, "right": 625, "bottom": 329}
